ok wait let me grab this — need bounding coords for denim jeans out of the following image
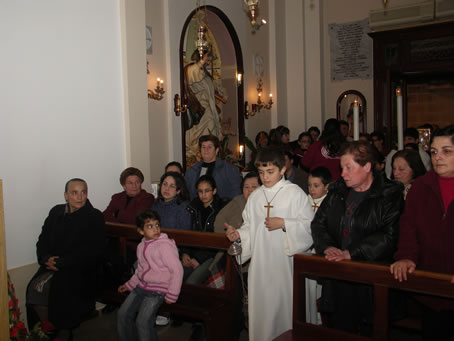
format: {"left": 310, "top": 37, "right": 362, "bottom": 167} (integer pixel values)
{"left": 117, "top": 287, "right": 165, "bottom": 341}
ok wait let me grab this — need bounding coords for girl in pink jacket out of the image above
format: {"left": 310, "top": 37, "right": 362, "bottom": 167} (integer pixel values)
{"left": 117, "top": 209, "right": 183, "bottom": 341}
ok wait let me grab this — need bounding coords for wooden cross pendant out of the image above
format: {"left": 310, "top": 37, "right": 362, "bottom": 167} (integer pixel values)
{"left": 264, "top": 203, "right": 273, "bottom": 218}
{"left": 312, "top": 203, "right": 319, "bottom": 212}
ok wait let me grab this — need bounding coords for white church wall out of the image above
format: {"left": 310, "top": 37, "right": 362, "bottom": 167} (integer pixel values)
{"left": 146, "top": 0, "right": 171, "bottom": 182}
{"left": 0, "top": 0, "right": 126, "bottom": 268}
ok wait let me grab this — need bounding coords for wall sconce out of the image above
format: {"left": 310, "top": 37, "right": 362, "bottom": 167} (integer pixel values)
{"left": 148, "top": 77, "right": 165, "bottom": 101}
{"left": 236, "top": 72, "right": 242, "bottom": 87}
{"left": 173, "top": 94, "right": 187, "bottom": 116}
{"left": 243, "top": 0, "right": 267, "bottom": 32}
{"left": 245, "top": 78, "right": 273, "bottom": 118}
{"left": 238, "top": 144, "right": 244, "bottom": 159}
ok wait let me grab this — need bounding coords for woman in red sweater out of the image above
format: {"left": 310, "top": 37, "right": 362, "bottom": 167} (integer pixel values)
{"left": 103, "top": 167, "right": 154, "bottom": 224}
{"left": 391, "top": 125, "right": 454, "bottom": 341}
{"left": 300, "top": 119, "right": 345, "bottom": 181}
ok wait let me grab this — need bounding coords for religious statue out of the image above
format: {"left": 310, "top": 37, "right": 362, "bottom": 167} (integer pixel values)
{"left": 184, "top": 47, "right": 227, "bottom": 166}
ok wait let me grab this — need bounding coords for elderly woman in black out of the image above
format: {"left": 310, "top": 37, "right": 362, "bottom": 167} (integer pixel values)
{"left": 311, "top": 141, "right": 404, "bottom": 335}
{"left": 26, "top": 178, "right": 104, "bottom": 340}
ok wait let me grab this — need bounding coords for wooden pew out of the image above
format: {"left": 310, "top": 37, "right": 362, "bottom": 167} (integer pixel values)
{"left": 102, "top": 222, "right": 240, "bottom": 341}
{"left": 275, "top": 253, "right": 454, "bottom": 341}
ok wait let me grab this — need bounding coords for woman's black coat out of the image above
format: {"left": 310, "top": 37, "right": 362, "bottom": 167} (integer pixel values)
{"left": 310, "top": 172, "right": 404, "bottom": 326}
{"left": 311, "top": 172, "right": 404, "bottom": 262}
{"left": 27, "top": 200, "right": 104, "bottom": 329}
{"left": 185, "top": 195, "right": 227, "bottom": 264}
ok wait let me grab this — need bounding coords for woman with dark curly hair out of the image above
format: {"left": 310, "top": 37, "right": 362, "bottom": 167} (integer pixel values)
{"left": 391, "top": 149, "right": 426, "bottom": 199}
{"left": 152, "top": 171, "right": 191, "bottom": 230}
{"left": 300, "top": 119, "right": 345, "bottom": 180}
{"left": 269, "top": 125, "right": 291, "bottom": 152}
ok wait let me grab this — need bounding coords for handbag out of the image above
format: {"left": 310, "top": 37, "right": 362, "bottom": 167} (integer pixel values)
{"left": 204, "top": 251, "right": 226, "bottom": 289}
{"left": 32, "top": 271, "right": 54, "bottom": 293}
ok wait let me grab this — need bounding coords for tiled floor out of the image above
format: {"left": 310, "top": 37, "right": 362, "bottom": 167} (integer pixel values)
{"left": 72, "top": 307, "right": 422, "bottom": 341}
{"left": 72, "top": 308, "right": 249, "bottom": 341}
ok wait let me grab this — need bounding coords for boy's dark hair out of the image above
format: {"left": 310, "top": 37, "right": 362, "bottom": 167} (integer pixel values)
{"left": 241, "top": 171, "right": 261, "bottom": 190}
{"left": 136, "top": 208, "right": 161, "bottom": 229}
{"left": 339, "top": 120, "right": 349, "bottom": 128}
{"left": 198, "top": 135, "right": 220, "bottom": 149}
{"left": 370, "top": 130, "right": 385, "bottom": 143}
{"left": 404, "top": 127, "right": 419, "bottom": 140}
{"left": 196, "top": 174, "right": 217, "bottom": 190}
{"left": 308, "top": 126, "right": 320, "bottom": 135}
{"left": 165, "top": 161, "right": 183, "bottom": 174}
{"left": 255, "top": 131, "right": 269, "bottom": 145}
{"left": 158, "top": 171, "right": 189, "bottom": 204}
{"left": 284, "top": 151, "right": 295, "bottom": 164}
{"left": 120, "top": 167, "right": 144, "bottom": 186}
{"left": 254, "top": 146, "right": 285, "bottom": 170}
{"left": 65, "top": 178, "right": 87, "bottom": 192}
{"left": 298, "top": 132, "right": 313, "bottom": 143}
{"left": 309, "top": 167, "right": 332, "bottom": 185}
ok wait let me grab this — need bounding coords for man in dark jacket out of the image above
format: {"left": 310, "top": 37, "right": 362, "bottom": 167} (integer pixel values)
{"left": 311, "top": 141, "right": 404, "bottom": 335}
{"left": 185, "top": 135, "right": 242, "bottom": 200}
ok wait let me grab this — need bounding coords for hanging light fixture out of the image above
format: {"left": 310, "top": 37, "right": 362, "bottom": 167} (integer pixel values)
{"left": 195, "top": 25, "right": 209, "bottom": 58}
{"left": 243, "top": 0, "right": 266, "bottom": 32}
{"left": 194, "top": 0, "right": 210, "bottom": 58}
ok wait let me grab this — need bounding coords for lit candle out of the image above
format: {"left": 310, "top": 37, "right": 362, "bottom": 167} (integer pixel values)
{"left": 396, "top": 88, "right": 403, "bottom": 150}
{"left": 237, "top": 73, "right": 242, "bottom": 84}
{"left": 353, "top": 99, "right": 359, "bottom": 141}
{"left": 239, "top": 145, "right": 244, "bottom": 159}
{"left": 156, "top": 78, "right": 161, "bottom": 88}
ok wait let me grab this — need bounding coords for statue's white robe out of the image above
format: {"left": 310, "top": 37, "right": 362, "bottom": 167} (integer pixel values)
{"left": 237, "top": 178, "right": 314, "bottom": 341}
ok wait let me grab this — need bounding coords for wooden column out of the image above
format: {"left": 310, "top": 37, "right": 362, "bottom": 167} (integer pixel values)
{"left": 0, "top": 180, "right": 9, "bottom": 340}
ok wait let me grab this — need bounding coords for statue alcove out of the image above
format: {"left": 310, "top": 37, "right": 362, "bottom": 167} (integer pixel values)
{"left": 178, "top": 6, "right": 245, "bottom": 169}
{"left": 336, "top": 90, "right": 367, "bottom": 138}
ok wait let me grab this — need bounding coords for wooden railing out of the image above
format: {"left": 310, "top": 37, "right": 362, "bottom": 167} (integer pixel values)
{"left": 284, "top": 253, "right": 454, "bottom": 341}
{"left": 103, "top": 222, "right": 240, "bottom": 341}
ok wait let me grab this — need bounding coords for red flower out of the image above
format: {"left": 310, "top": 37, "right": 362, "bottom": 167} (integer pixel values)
{"left": 41, "top": 320, "right": 55, "bottom": 333}
{"left": 16, "top": 321, "right": 26, "bottom": 329}
{"left": 10, "top": 325, "right": 19, "bottom": 337}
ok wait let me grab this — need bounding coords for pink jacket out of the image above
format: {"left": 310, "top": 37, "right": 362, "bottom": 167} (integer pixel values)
{"left": 124, "top": 233, "right": 183, "bottom": 303}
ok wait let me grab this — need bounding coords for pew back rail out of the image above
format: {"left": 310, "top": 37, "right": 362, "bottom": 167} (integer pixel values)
{"left": 104, "top": 222, "right": 239, "bottom": 341}
{"left": 284, "top": 253, "right": 454, "bottom": 341}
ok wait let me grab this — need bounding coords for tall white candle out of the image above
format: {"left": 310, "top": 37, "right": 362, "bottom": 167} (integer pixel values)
{"left": 353, "top": 99, "right": 359, "bottom": 141}
{"left": 396, "top": 88, "right": 403, "bottom": 150}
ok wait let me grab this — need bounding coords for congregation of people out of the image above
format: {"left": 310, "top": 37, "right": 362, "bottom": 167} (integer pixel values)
{"left": 25, "top": 120, "right": 454, "bottom": 341}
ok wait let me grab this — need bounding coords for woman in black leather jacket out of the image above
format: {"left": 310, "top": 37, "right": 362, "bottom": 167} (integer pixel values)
{"left": 311, "top": 141, "right": 404, "bottom": 335}
{"left": 183, "top": 175, "right": 227, "bottom": 284}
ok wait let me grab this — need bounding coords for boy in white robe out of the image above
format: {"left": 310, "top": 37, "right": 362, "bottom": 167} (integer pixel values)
{"left": 225, "top": 147, "right": 314, "bottom": 341}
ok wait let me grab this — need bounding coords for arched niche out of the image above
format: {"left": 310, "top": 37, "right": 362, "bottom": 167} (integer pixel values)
{"left": 179, "top": 6, "right": 244, "bottom": 169}
{"left": 336, "top": 90, "right": 367, "bottom": 138}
